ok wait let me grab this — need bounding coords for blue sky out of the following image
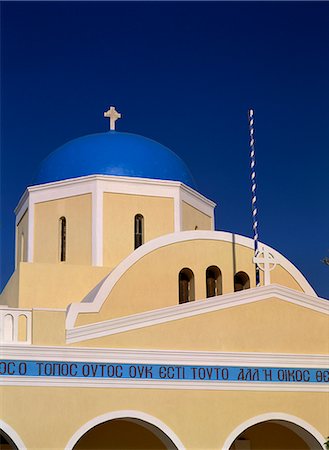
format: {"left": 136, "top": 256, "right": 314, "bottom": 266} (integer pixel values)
{"left": 1, "top": 1, "right": 328, "bottom": 298}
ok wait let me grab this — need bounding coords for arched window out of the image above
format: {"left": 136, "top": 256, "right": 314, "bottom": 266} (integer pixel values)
{"left": 234, "top": 271, "right": 250, "bottom": 292}
{"left": 179, "top": 268, "right": 195, "bottom": 304}
{"left": 20, "top": 232, "right": 25, "bottom": 262}
{"left": 134, "top": 214, "right": 144, "bottom": 249}
{"left": 206, "top": 266, "right": 222, "bottom": 297}
{"left": 59, "top": 217, "right": 66, "bottom": 262}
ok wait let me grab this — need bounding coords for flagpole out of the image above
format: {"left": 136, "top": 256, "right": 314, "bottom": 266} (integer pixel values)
{"left": 248, "top": 109, "right": 260, "bottom": 287}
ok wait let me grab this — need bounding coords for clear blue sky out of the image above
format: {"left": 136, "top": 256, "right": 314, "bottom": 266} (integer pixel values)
{"left": 1, "top": 1, "right": 328, "bottom": 298}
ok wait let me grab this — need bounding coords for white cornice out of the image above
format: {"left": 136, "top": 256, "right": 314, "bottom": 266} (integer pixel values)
{"left": 66, "top": 284, "right": 328, "bottom": 343}
{"left": 17, "top": 174, "right": 216, "bottom": 209}
{"left": 2, "top": 345, "right": 328, "bottom": 368}
{"left": 1, "top": 377, "right": 327, "bottom": 392}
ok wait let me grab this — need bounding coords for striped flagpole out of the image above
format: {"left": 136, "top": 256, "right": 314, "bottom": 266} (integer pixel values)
{"left": 248, "top": 109, "right": 261, "bottom": 287}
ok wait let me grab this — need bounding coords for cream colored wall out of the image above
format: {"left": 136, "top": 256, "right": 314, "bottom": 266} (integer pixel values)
{"left": 1, "top": 386, "right": 327, "bottom": 450}
{"left": 16, "top": 262, "right": 110, "bottom": 309}
{"left": 32, "top": 309, "right": 66, "bottom": 346}
{"left": 76, "top": 240, "right": 303, "bottom": 327}
{"left": 182, "top": 201, "right": 212, "bottom": 231}
{"left": 74, "top": 298, "right": 329, "bottom": 354}
{"left": 0, "top": 270, "right": 19, "bottom": 307}
{"left": 103, "top": 193, "right": 174, "bottom": 268}
{"left": 34, "top": 194, "right": 92, "bottom": 265}
{"left": 16, "top": 210, "right": 28, "bottom": 263}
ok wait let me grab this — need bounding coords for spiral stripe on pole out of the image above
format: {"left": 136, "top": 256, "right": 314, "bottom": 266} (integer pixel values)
{"left": 248, "top": 109, "right": 260, "bottom": 287}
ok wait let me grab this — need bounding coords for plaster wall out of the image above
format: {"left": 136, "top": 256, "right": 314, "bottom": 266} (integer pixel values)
{"left": 74, "top": 298, "right": 329, "bottom": 354}
{"left": 182, "top": 201, "right": 212, "bottom": 231}
{"left": 34, "top": 194, "right": 92, "bottom": 265}
{"left": 0, "top": 270, "right": 19, "bottom": 307}
{"left": 103, "top": 193, "right": 174, "bottom": 268}
{"left": 16, "top": 263, "right": 110, "bottom": 309}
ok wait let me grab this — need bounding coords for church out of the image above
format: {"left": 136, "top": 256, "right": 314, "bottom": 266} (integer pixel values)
{"left": 0, "top": 107, "right": 328, "bottom": 450}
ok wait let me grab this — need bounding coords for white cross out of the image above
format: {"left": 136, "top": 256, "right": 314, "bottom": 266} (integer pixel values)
{"left": 104, "top": 106, "right": 121, "bottom": 131}
{"left": 253, "top": 245, "right": 277, "bottom": 286}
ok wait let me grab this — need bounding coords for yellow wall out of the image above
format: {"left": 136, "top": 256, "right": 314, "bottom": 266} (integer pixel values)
{"left": 1, "top": 386, "right": 327, "bottom": 450}
{"left": 16, "top": 262, "right": 110, "bottom": 309}
{"left": 76, "top": 240, "right": 303, "bottom": 326}
{"left": 34, "top": 194, "right": 92, "bottom": 265}
{"left": 16, "top": 210, "right": 28, "bottom": 263}
{"left": 182, "top": 201, "right": 212, "bottom": 231}
{"left": 103, "top": 193, "right": 174, "bottom": 268}
{"left": 32, "top": 309, "right": 66, "bottom": 345}
{"left": 74, "top": 298, "right": 329, "bottom": 354}
{"left": 0, "top": 269, "right": 19, "bottom": 307}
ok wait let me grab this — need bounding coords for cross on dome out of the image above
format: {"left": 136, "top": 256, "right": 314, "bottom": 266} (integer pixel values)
{"left": 104, "top": 106, "right": 121, "bottom": 131}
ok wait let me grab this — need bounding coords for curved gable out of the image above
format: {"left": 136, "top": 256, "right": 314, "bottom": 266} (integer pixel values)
{"left": 66, "top": 231, "right": 316, "bottom": 329}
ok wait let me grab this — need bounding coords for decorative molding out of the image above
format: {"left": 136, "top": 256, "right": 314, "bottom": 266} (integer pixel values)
{"left": 66, "top": 231, "right": 317, "bottom": 329}
{"left": 1, "top": 377, "right": 327, "bottom": 393}
{"left": 2, "top": 345, "right": 328, "bottom": 368}
{"left": 65, "top": 410, "right": 186, "bottom": 450}
{"left": 222, "top": 413, "right": 326, "bottom": 450}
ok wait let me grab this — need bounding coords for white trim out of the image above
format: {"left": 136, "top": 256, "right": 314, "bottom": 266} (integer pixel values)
{"left": 66, "top": 230, "right": 317, "bottom": 329}
{"left": 0, "top": 419, "right": 27, "bottom": 450}
{"left": 2, "top": 345, "right": 328, "bottom": 368}
{"left": 92, "top": 181, "right": 103, "bottom": 266}
{"left": 1, "top": 377, "right": 327, "bottom": 392}
{"left": 27, "top": 195, "right": 34, "bottom": 262}
{"left": 222, "top": 413, "right": 326, "bottom": 450}
{"left": 65, "top": 410, "right": 185, "bottom": 450}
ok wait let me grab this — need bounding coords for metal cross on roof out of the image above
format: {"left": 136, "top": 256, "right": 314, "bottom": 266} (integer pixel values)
{"left": 253, "top": 245, "right": 277, "bottom": 286}
{"left": 104, "top": 106, "right": 121, "bottom": 131}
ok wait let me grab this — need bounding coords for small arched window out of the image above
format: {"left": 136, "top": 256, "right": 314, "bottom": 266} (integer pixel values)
{"left": 234, "top": 271, "right": 250, "bottom": 292}
{"left": 59, "top": 217, "right": 66, "bottom": 262}
{"left": 206, "top": 266, "right": 222, "bottom": 297}
{"left": 134, "top": 214, "right": 144, "bottom": 249}
{"left": 179, "top": 268, "right": 195, "bottom": 304}
{"left": 20, "top": 232, "right": 25, "bottom": 262}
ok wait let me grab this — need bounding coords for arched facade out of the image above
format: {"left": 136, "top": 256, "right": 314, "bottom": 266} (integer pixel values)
{"left": 222, "top": 413, "right": 325, "bottom": 450}
{"left": 65, "top": 411, "right": 184, "bottom": 450}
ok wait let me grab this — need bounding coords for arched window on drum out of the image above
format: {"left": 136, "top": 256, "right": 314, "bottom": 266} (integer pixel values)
{"left": 134, "top": 214, "right": 144, "bottom": 249}
{"left": 59, "top": 217, "right": 67, "bottom": 262}
{"left": 206, "top": 266, "right": 222, "bottom": 297}
{"left": 179, "top": 268, "right": 195, "bottom": 304}
{"left": 234, "top": 271, "right": 250, "bottom": 291}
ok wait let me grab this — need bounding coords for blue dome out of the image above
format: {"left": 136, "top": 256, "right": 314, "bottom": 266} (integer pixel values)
{"left": 34, "top": 131, "right": 196, "bottom": 188}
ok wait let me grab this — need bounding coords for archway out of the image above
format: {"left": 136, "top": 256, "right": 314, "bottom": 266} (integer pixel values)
{"left": 66, "top": 411, "right": 184, "bottom": 450}
{"left": 0, "top": 421, "right": 26, "bottom": 450}
{"left": 223, "top": 413, "right": 325, "bottom": 450}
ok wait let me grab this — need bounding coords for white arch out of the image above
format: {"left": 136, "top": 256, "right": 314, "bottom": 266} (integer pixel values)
{"left": 65, "top": 409, "right": 185, "bottom": 450}
{"left": 222, "top": 412, "right": 326, "bottom": 450}
{"left": 66, "top": 230, "right": 316, "bottom": 328}
{"left": 0, "top": 419, "right": 27, "bottom": 450}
